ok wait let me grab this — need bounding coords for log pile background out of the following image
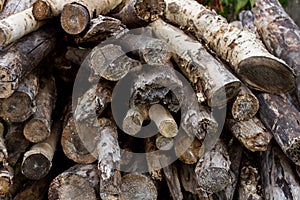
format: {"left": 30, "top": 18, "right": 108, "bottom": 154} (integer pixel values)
{"left": 0, "top": 0, "right": 299, "bottom": 199}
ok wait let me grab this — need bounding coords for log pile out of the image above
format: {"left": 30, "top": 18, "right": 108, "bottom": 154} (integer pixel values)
{"left": 0, "top": 0, "right": 299, "bottom": 199}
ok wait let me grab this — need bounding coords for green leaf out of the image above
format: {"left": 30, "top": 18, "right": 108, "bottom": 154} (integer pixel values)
{"left": 249, "top": 0, "right": 255, "bottom": 7}
{"left": 235, "top": 0, "right": 249, "bottom": 13}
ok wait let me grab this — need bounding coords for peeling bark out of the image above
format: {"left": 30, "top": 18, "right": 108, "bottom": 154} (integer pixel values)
{"left": 163, "top": 0, "right": 295, "bottom": 93}
{"left": 0, "top": 165, "right": 13, "bottom": 195}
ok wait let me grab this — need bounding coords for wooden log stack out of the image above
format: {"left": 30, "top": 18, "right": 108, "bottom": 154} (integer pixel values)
{"left": 0, "top": 0, "right": 298, "bottom": 199}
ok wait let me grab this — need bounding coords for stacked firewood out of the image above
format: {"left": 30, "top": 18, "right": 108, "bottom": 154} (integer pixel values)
{"left": 0, "top": 0, "right": 299, "bottom": 199}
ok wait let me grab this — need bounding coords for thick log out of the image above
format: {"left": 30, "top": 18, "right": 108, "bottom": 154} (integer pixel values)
{"left": 163, "top": 163, "right": 183, "bottom": 200}
{"left": 84, "top": 43, "right": 141, "bottom": 82}
{"left": 21, "top": 119, "right": 62, "bottom": 180}
{"left": 48, "top": 164, "right": 99, "bottom": 200}
{"left": 150, "top": 19, "right": 241, "bottom": 107}
{"left": 122, "top": 105, "right": 148, "bottom": 136}
{"left": 156, "top": 134, "right": 173, "bottom": 150}
{"left": 252, "top": 0, "right": 300, "bottom": 101}
{"left": 260, "top": 143, "right": 300, "bottom": 200}
{"left": 112, "top": 0, "right": 166, "bottom": 28}
{"left": 148, "top": 104, "right": 178, "bottom": 138}
{"left": 163, "top": 0, "right": 295, "bottom": 93}
{"left": 195, "top": 139, "right": 232, "bottom": 193}
{"left": 33, "top": 0, "right": 74, "bottom": 20}
{"left": 118, "top": 33, "right": 171, "bottom": 65}
{"left": 0, "top": 25, "right": 57, "bottom": 98}
{"left": 230, "top": 85, "right": 259, "bottom": 121}
{"left": 23, "top": 75, "right": 56, "bottom": 143}
{"left": 0, "top": 72, "right": 38, "bottom": 123}
{"left": 257, "top": 93, "right": 300, "bottom": 165}
{"left": 0, "top": 0, "right": 35, "bottom": 20}
{"left": 0, "top": 121, "right": 7, "bottom": 163}
{"left": 121, "top": 173, "right": 158, "bottom": 200}
{"left": 226, "top": 117, "right": 272, "bottom": 152}
{"left": 60, "top": 0, "right": 122, "bottom": 35}
{"left": 0, "top": 8, "right": 46, "bottom": 47}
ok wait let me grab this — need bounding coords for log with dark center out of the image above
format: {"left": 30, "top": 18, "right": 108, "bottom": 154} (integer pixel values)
{"left": 163, "top": 0, "right": 295, "bottom": 94}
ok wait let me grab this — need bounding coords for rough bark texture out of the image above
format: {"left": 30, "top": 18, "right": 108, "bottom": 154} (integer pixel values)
{"left": 260, "top": 143, "right": 300, "bottom": 200}
{"left": 112, "top": 0, "right": 166, "bottom": 28}
{"left": 285, "top": 0, "right": 300, "bottom": 27}
{"left": 149, "top": 104, "right": 178, "bottom": 138}
{"left": 163, "top": 0, "right": 295, "bottom": 94}
{"left": 23, "top": 75, "right": 56, "bottom": 143}
{"left": 0, "top": 0, "right": 35, "bottom": 20}
{"left": 0, "top": 8, "right": 46, "bottom": 47}
{"left": 195, "top": 139, "right": 232, "bottom": 193}
{"left": 238, "top": 10, "right": 260, "bottom": 38}
{"left": 21, "top": 119, "right": 62, "bottom": 180}
{"left": 257, "top": 93, "right": 300, "bottom": 165}
{"left": 163, "top": 163, "right": 183, "bottom": 200}
{"left": 252, "top": 0, "right": 300, "bottom": 101}
{"left": 48, "top": 164, "right": 99, "bottom": 200}
{"left": 0, "top": 25, "right": 57, "bottom": 98}
{"left": 33, "top": 0, "right": 74, "bottom": 20}
{"left": 121, "top": 173, "right": 158, "bottom": 200}
{"left": 230, "top": 85, "right": 259, "bottom": 121}
{"left": 226, "top": 117, "right": 272, "bottom": 152}
{"left": 0, "top": 72, "right": 38, "bottom": 123}
{"left": 0, "top": 121, "right": 7, "bottom": 163}
{"left": 60, "top": 0, "right": 122, "bottom": 35}
{"left": 122, "top": 105, "right": 148, "bottom": 136}
{"left": 151, "top": 19, "right": 241, "bottom": 107}
{"left": 0, "top": 165, "right": 13, "bottom": 195}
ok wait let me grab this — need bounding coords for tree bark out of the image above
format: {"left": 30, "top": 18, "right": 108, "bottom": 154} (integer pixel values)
{"left": 48, "top": 164, "right": 99, "bottom": 200}
{"left": 112, "top": 0, "right": 166, "bottom": 28}
{"left": 163, "top": 0, "right": 295, "bottom": 94}
{"left": 163, "top": 163, "right": 183, "bottom": 200}
{"left": 252, "top": 0, "right": 300, "bottom": 101}
{"left": 21, "top": 119, "right": 62, "bottom": 180}
{"left": 230, "top": 85, "right": 259, "bottom": 121}
{"left": 121, "top": 173, "right": 158, "bottom": 200}
{"left": 0, "top": 71, "right": 38, "bottom": 123}
{"left": 60, "top": 0, "right": 122, "bottom": 35}
{"left": 33, "top": 0, "right": 74, "bottom": 20}
{"left": 226, "top": 117, "right": 272, "bottom": 152}
{"left": 257, "top": 93, "right": 300, "bottom": 165}
{"left": 238, "top": 10, "right": 260, "bottom": 38}
{"left": 0, "top": 0, "right": 35, "bottom": 20}
{"left": 122, "top": 105, "right": 148, "bottom": 136}
{"left": 0, "top": 121, "right": 7, "bottom": 163}
{"left": 150, "top": 19, "right": 241, "bottom": 107}
{"left": 23, "top": 75, "right": 56, "bottom": 143}
{"left": 195, "top": 139, "right": 232, "bottom": 193}
{"left": 260, "top": 143, "right": 300, "bottom": 200}
{"left": 285, "top": 0, "right": 300, "bottom": 27}
{"left": 0, "top": 25, "right": 57, "bottom": 98}
{"left": 0, "top": 165, "right": 13, "bottom": 195}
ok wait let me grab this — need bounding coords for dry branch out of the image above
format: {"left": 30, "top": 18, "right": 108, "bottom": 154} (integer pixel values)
{"left": 163, "top": 0, "right": 295, "bottom": 93}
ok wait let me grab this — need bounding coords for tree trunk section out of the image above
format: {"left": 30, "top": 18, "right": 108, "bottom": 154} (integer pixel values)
{"left": 150, "top": 19, "right": 241, "bottom": 107}
{"left": 122, "top": 105, "right": 148, "bottom": 136}
{"left": 163, "top": 0, "right": 295, "bottom": 94}
{"left": 0, "top": 0, "right": 35, "bottom": 20}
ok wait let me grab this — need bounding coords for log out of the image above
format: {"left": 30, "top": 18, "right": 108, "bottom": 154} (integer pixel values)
{"left": 60, "top": 0, "right": 122, "bottom": 35}
{"left": 285, "top": 0, "right": 300, "bottom": 27}
{"left": 260, "top": 143, "right": 300, "bottom": 200}
{"left": 195, "top": 139, "right": 232, "bottom": 193}
{"left": 163, "top": 163, "right": 183, "bottom": 200}
{"left": 118, "top": 33, "right": 171, "bottom": 65}
{"left": 122, "top": 105, "right": 148, "bottom": 136}
{"left": 23, "top": 75, "right": 56, "bottom": 143}
{"left": 48, "top": 164, "right": 99, "bottom": 200}
{"left": 150, "top": 19, "right": 241, "bottom": 107}
{"left": 156, "top": 134, "right": 173, "bottom": 151}
{"left": 163, "top": 0, "right": 295, "bottom": 93}
{"left": 0, "top": 0, "right": 4, "bottom": 12}
{"left": 226, "top": 117, "right": 272, "bottom": 152}
{"left": 0, "top": 165, "right": 13, "bottom": 195}
{"left": 112, "top": 0, "right": 166, "bottom": 28}
{"left": 0, "top": 0, "right": 35, "bottom": 20}
{"left": 0, "top": 72, "right": 38, "bottom": 123}
{"left": 148, "top": 104, "right": 178, "bottom": 138}
{"left": 65, "top": 46, "right": 91, "bottom": 66}
{"left": 0, "top": 121, "right": 7, "bottom": 163}
{"left": 252, "top": 0, "right": 300, "bottom": 101}
{"left": 121, "top": 173, "right": 158, "bottom": 200}
{"left": 257, "top": 93, "right": 300, "bottom": 165}
{"left": 0, "top": 25, "right": 57, "bottom": 98}
{"left": 238, "top": 10, "right": 260, "bottom": 38}
{"left": 21, "top": 119, "right": 62, "bottom": 180}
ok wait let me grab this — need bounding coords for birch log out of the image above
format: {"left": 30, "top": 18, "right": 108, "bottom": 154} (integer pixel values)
{"left": 226, "top": 117, "right": 272, "bottom": 152}
{"left": 0, "top": 0, "right": 35, "bottom": 20}
{"left": 261, "top": 143, "right": 300, "bottom": 200}
{"left": 163, "top": 0, "right": 295, "bottom": 93}
{"left": 257, "top": 93, "right": 300, "bottom": 165}
{"left": 252, "top": 0, "right": 300, "bottom": 101}
{"left": 150, "top": 19, "right": 241, "bottom": 107}
{"left": 48, "top": 164, "right": 99, "bottom": 200}
{"left": 122, "top": 105, "right": 148, "bottom": 136}
{"left": 0, "top": 8, "right": 46, "bottom": 46}
{"left": 0, "top": 25, "right": 57, "bottom": 98}
{"left": 21, "top": 120, "right": 62, "bottom": 180}
{"left": 60, "top": 0, "right": 122, "bottom": 35}
{"left": 0, "top": 72, "right": 38, "bottom": 123}
{"left": 112, "top": 0, "right": 166, "bottom": 28}
{"left": 33, "top": 0, "right": 74, "bottom": 20}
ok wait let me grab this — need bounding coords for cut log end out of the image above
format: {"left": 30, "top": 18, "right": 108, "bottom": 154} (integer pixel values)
{"left": 156, "top": 134, "right": 174, "bottom": 150}
{"left": 286, "top": 137, "right": 300, "bottom": 165}
{"left": 24, "top": 119, "right": 50, "bottom": 143}
{"left": 196, "top": 168, "right": 231, "bottom": 193}
{"left": 33, "top": 1, "right": 52, "bottom": 20}
{"left": 135, "top": 0, "right": 166, "bottom": 22}
{"left": 232, "top": 93, "right": 259, "bottom": 121}
{"left": 159, "top": 120, "right": 178, "bottom": 138}
{"left": 238, "top": 57, "right": 295, "bottom": 93}
{"left": 60, "top": 3, "right": 90, "bottom": 35}
{"left": 0, "top": 82, "right": 15, "bottom": 99}
{"left": 210, "top": 81, "right": 241, "bottom": 107}
{"left": 122, "top": 106, "right": 147, "bottom": 135}
{"left": 21, "top": 154, "right": 51, "bottom": 180}
{"left": 141, "top": 40, "right": 171, "bottom": 65}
